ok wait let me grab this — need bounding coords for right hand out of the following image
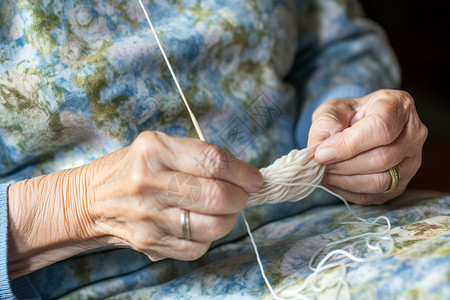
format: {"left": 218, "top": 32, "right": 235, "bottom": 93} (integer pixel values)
{"left": 8, "top": 131, "right": 263, "bottom": 278}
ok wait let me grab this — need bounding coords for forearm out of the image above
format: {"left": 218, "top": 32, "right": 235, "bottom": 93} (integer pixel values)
{"left": 7, "top": 167, "right": 98, "bottom": 279}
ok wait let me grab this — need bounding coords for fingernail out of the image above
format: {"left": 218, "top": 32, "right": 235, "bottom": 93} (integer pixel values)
{"left": 316, "top": 147, "right": 337, "bottom": 163}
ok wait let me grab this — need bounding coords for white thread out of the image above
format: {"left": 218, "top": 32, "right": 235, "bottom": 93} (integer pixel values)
{"left": 138, "top": 3, "right": 395, "bottom": 299}
{"left": 241, "top": 211, "right": 287, "bottom": 300}
{"left": 243, "top": 183, "right": 394, "bottom": 300}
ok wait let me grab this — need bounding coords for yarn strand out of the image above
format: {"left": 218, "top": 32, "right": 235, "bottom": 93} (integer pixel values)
{"left": 241, "top": 211, "right": 287, "bottom": 300}
{"left": 243, "top": 181, "right": 394, "bottom": 300}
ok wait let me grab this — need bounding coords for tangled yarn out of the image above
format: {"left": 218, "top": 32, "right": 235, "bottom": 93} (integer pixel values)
{"left": 248, "top": 144, "right": 325, "bottom": 206}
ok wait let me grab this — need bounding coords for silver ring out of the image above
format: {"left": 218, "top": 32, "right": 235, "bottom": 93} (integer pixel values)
{"left": 180, "top": 209, "right": 191, "bottom": 240}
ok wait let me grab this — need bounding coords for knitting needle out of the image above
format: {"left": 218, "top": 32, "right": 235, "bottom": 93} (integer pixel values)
{"left": 138, "top": 0, "right": 206, "bottom": 142}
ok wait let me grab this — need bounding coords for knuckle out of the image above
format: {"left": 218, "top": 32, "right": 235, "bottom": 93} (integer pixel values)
{"left": 132, "top": 132, "right": 156, "bottom": 159}
{"left": 372, "top": 148, "right": 392, "bottom": 170}
{"left": 134, "top": 131, "right": 156, "bottom": 148}
{"left": 372, "top": 89, "right": 393, "bottom": 102}
{"left": 131, "top": 131, "right": 172, "bottom": 170}
{"left": 389, "top": 90, "right": 415, "bottom": 118}
{"left": 419, "top": 124, "right": 428, "bottom": 143}
{"left": 203, "top": 182, "right": 227, "bottom": 210}
{"left": 374, "top": 90, "right": 410, "bottom": 134}
{"left": 397, "top": 89, "right": 412, "bottom": 99}
{"left": 374, "top": 114, "right": 394, "bottom": 144}
{"left": 133, "top": 131, "right": 168, "bottom": 155}
{"left": 397, "top": 90, "right": 414, "bottom": 107}
{"left": 374, "top": 89, "right": 390, "bottom": 96}
{"left": 200, "top": 144, "right": 229, "bottom": 178}
{"left": 312, "top": 101, "right": 334, "bottom": 120}
{"left": 376, "top": 89, "right": 411, "bottom": 103}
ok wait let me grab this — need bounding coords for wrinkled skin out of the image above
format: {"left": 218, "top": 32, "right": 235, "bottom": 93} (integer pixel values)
{"left": 309, "top": 89, "right": 428, "bottom": 204}
{"left": 8, "top": 132, "right": 263, "bottom": 279}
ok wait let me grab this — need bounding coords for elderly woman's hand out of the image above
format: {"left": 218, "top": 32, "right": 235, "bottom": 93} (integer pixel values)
{"left": 308, "top": 89, "right": 428, "bottom": 204}
{"left": 8, "top": 132, "right": 263, "bottom": 279}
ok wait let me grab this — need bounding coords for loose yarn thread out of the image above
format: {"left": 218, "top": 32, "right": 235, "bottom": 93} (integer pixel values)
{"left": 139, "top": 3, "right": 395, "bottom": 299}
{"left": 243, "top": 180, "right": 394, "bottom": 300}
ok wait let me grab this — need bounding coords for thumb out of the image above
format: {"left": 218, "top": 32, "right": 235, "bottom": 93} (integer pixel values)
{"left": 307, "top": 98, "right": 357, "bottom": 161}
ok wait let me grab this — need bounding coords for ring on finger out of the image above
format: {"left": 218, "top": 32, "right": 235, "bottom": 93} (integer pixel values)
{"left": 384, "top": 165, "right": 400, "bottom": 193}
{"left": 180, "top": 209, "right": 191, "bottom": 240}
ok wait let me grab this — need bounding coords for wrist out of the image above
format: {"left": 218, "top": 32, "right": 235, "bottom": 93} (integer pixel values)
{"left": 7, "top": 167, "right": 100, "bottom": 279}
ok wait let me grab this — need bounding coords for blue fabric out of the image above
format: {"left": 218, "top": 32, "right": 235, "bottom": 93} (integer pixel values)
{"left": 98, "top": 194, "right": 449, "bottom": 299}
{"left": 10, "top": 276, "right": 40, "bottom": 300}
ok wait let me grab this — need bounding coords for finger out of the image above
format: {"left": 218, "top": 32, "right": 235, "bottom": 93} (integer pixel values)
{"left": 144, "top": 238, "right": 212, "bottom": 262}
{"left": 162, "top": 208, "right": 238, "bottom": 242}
{"left": 134, "top": 132, "right": 263, "bottom": 193}
{"left": 322, "top": 171, "right": 397, "bottom": 194}
{"left": 325, "top": 144, "right": 404, "bottom": 175}
{"left": 156, "top": 171, "right": 249, "bottom": 214}
{"left": 315, "top": 93, "right": 408, "bottom": 164}
{"left": 100, "top": 209, "right": 213, "bottom": 261}
{"left": 307, "top": 98, "right": 357, "bottom": 147}
{"left": 323, "top": 157, "right": 419, "bottom": 195}
{"left": 325, "top": 110, "right": 426, "bottom": 176}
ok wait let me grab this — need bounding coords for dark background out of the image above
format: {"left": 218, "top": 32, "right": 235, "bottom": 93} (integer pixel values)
{"left": 362, "top": 1, "right": 450, "bottom": 192}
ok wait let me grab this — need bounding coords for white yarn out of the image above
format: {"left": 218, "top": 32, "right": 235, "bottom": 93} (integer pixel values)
{"left": 247, "top": 144, "right": 325, "bottom": 206}
{"left": 243, "top": 184, "right": 394, "bottom": 300}
{"left": 139, "top": 3, "right": 395, "bottom": 299}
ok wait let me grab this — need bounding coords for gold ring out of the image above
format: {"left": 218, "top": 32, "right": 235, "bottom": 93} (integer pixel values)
{"left": 180, "top": 209, "right": 191, "bottom": 240}
{"left": 384, "top": 165, "right": 400, "bottom": 193}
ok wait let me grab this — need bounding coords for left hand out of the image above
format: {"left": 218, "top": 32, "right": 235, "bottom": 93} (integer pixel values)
{"left": 308, "top": 89, "right": 428, "bottom": 204}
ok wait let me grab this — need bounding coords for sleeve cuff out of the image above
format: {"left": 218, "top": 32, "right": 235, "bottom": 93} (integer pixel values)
{"left": 295, "top": 85, "right": 371, "bottom": 149}
{"left": 0, "top": 184, "right": 16, "bottom": 299}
